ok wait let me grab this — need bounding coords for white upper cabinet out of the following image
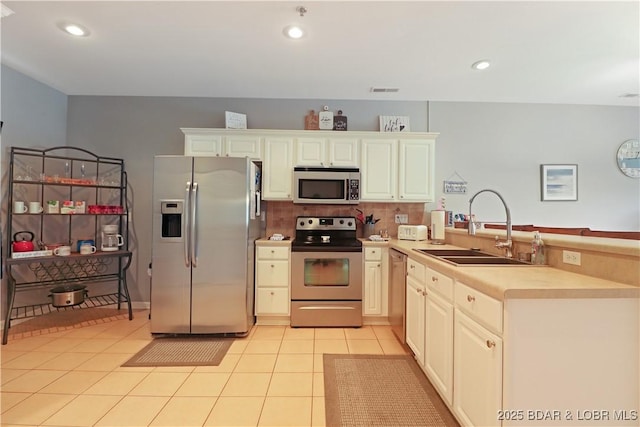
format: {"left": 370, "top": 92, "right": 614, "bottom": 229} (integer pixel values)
{"left": 182, "top": 129, "right": 262, "bottom": 159}
{"left": 361, "top": 136, "right": 436, "bottom": 202}
{"left": 296, "top": 137, "right": 359, "bottom": 167}
{"left": 263, "top": 136, "right": 294, "bottom": 200}
{"left": 398, "top": 139, "right": 435, "bottom": 201}
{"left": 360, "top": 139, "right": 398, "bottom": 201}
{"left": 180, "top": 129, "right": 438, "bottom": 203}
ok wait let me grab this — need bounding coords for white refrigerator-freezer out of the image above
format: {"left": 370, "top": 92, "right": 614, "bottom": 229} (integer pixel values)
{"left": 151, "top": 156, "right": 262, "bottom": 335}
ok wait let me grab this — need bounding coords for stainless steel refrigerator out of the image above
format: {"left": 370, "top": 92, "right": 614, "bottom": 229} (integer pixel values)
{"left": 151, "top": 156, "right": 262, "bottom": 335}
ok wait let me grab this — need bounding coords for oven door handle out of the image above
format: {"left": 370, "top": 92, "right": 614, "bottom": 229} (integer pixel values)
{"left": 297, "top": 306, "right": 358, "bottom": 310}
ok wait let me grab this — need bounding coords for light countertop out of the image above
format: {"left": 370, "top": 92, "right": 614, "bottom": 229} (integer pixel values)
{"left": 367, "top": 239, "right": 639, "bottom": 301}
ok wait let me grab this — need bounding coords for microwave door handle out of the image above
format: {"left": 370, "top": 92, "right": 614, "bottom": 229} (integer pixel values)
{"left": 184, "top": 181, "right": 191, "bottom": 267}
{"left": 191, "top": 182, "right": 198, "bottom": 268}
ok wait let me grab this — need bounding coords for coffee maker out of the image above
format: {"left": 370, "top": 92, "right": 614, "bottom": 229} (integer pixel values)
{"left": 101, "top": 224, "right": 124, "bottom": 252}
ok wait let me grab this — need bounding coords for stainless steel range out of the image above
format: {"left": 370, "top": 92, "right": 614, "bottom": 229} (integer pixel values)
{"left": 290, "top": 216, "right": 363, "bottom": 327}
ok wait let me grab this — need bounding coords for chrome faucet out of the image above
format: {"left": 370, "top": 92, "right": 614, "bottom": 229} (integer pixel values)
{"left": 468, "top": 189, "right": 513, "bottom": 258}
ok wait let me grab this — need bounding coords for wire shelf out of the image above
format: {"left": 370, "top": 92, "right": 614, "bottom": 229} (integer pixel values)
{"left": 10, "top": 293, "right": 127, "bottom": 320}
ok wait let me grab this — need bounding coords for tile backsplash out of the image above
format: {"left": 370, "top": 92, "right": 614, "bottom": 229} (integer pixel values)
{"left": 265, "top": 201, "right": 427, "bottom": 238}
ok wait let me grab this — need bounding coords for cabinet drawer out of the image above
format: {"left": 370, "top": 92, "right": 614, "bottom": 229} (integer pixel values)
{"left": 455, "top": 282, "right": 503, "bottom": 334}
{"left": 257, "top": 246, "right": 289, "bottom": 260}
{"left": 364, "top": 247, "right": 382, "bottom": 261}
{"left": 425, "top": 267, "right": 454, "bottom": 301}
{"left": 256, "top": 288, "right": 289, "bottom": 315}
{"left": 407, "top": 257, "right": 425, "bottom": 282}
{"left": 257, "top": 260, "right": 289, "bottom": 287}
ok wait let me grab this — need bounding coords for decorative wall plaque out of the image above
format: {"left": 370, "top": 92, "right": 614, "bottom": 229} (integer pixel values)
{"left": 333, "top": 110, "right": 347, "bottom": 131}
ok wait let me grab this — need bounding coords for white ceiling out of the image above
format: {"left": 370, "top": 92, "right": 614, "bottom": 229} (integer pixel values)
{"left": 2, "top": 1, "right": 639, "bottom": 106}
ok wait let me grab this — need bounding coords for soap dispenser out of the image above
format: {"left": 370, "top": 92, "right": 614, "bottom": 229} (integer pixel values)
{"left": 531, "top": 231, "right": 545, "bottom": 265}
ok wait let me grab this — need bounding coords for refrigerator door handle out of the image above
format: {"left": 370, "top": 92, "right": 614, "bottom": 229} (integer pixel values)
{"left": 184, "top": 181, "right": 191, "bottom": 267}
{"left": 191, "top": 182, "right": 198, "bottom": 268}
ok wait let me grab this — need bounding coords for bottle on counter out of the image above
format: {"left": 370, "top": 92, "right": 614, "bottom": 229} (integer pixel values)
{"left": 531, "top": 231, "right": 545, "bottom": 265}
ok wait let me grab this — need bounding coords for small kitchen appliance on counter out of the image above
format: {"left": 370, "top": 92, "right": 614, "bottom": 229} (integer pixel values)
{"left": 398, "top": 224, "right": 428, "bottom": 241}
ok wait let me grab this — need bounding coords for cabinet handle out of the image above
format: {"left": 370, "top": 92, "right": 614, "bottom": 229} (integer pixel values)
{"left": 400, "top": 195, "right": 404, "bottom": 198}
{"left": 372, "top": 250, "right": 376, "bottom": 254}
{"left": 486, "top": 340, "right": 496, "bottom": 348}
{"left": 271, "top": 264, "right": 275, "bottom": 268}
{"left": 270, "top": 291, "right": 275, "bottom": 296}
{"left": 410, "top": 265, "right": 415, "bottom": 269}
{"left": 377, "top": 263, "right": 381, "bottom": 267}
{"left": 431, "top": 276, "right": 438, "bottom": 282}
{"left": 467, "top": 295, "right": 475, "bottom": 302}
{"left": 422, "top": 289, "right": 427, "bottom": 296}
{"left": 271, "top": 250, "right": 275, "bottom": 253}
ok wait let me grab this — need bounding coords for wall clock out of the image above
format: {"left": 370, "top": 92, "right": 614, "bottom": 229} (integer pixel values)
{"left": 616, "top": 139, "right": 640, "bottom": 178}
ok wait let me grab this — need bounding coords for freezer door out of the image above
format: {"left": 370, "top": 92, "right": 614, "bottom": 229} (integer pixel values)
{"left": 151, "top": 156, "right": 193, "bottom": 334}
{"left": 191, "top": 157, "right": 254, "bottom": 334}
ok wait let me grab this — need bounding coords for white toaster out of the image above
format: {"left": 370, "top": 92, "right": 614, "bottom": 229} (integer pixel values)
{"left": 398, "top": 225, "right": 428, "bottom": 241}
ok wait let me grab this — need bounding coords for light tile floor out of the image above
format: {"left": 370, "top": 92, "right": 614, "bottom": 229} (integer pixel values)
{"left": 1, "top": 310, "right": 409, "bottom": 426}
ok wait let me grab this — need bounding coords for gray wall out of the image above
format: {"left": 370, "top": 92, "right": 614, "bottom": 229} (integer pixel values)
{"left": 2, "top": 66, "right": 639, "bottom": 306}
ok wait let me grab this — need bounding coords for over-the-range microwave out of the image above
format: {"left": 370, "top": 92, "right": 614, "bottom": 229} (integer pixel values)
{"left": 293, "top": 167, "right": 360, "bottom": 205}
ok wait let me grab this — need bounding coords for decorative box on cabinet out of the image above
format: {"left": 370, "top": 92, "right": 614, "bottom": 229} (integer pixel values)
{"left": 3, "top": 146, "right": 133, "bottom": 345}
{"left": 255, "top": 242, "right": 291, "bottom": 324}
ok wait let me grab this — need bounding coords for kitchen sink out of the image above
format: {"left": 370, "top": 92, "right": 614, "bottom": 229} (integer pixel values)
{"left": 440, "top": 256, "right": 531, "bottom": 265}
{"left": 412, "top": 248, "right": 532, "bottom": 266}
{"left": 413, "top": 249, "right": 494, "bottom": 257}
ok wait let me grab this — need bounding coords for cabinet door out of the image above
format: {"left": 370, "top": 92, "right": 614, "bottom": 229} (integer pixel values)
{"left": 328, "top": 138, "right": 359, "bottom": 167}
{"left": 225, "top": 135, "right": 262, "bottom": 159}
{"left": 263, "top": 137, "right": 294, "bottom": 200}
{"left": 425, "top": 290, "right": 454, "bottom": 406}
{"left": 184, "top": 133, "right": 223, "bottom": 156}
{"left": 363, "top": 260, "right": 382, "bottom": 315}
{"left": 296, "top": 137, "right": 326, "bottom": 166}
{"left": 454, "top": 309, "right": 503, "bottom": 427}
{"left": 398, "top": 139, "right": 435, "bottom": 201}
{"left": 406, "top": 276, "right": 425, "bottom": 365}
{"left": 360, "top": 139, "right": 397, "bottom": 201}
{"left": 256, "top": 288, "right": 290, "bottom": 315}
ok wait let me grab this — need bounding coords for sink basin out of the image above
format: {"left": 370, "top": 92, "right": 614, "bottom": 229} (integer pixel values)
{"left": 412, "top": 248, "right": 532, "bottom": 266}
{"left": 413, "top": 249, "right": 494, "bottom": 257}
{"left": 440, "top": 256, "right": 531, "bottom": 266}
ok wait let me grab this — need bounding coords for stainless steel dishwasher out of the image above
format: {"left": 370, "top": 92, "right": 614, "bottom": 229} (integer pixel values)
{"left": 389, "top": 249, "right": 407, "bottom": 344}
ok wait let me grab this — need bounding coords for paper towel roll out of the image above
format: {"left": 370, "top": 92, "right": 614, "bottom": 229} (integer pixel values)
{"left": 431, "top": 210, "right": 446, "bottom": 241}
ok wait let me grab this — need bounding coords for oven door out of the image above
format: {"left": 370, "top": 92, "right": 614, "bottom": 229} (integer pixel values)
{"left": 291, "top": 251, "right": 362, "bottom": 301}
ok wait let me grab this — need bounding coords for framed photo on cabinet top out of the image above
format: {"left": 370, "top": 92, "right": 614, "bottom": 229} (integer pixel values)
{"left": 540, "top": 164, "right": 578, "bottom": 201}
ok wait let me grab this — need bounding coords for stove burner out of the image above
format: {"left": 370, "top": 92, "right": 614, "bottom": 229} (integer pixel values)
{"left": 291, "top": 216, "right": 362, "bottom": 252}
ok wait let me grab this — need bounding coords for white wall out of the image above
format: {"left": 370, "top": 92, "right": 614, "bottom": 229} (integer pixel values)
{"left": 428, "top": 102, "right": 640, "bottom": 230}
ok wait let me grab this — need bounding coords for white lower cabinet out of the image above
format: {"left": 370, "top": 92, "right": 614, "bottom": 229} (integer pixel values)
{"left": 454, "top": 308, "right": 503, "bottom": 427}
{"left": 406, "top": 275, "right": 426, "bottom": 363}
{"left": 255, "top": 244, "right": 290, "bottom": 318}
{"left": 424, "top": 275, "right": 454, "bottom": 406}
{"left": 363, "top": 247, "right": 384, "bottom": 316}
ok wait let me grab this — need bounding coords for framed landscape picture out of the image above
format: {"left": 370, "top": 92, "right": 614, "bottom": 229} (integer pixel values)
{"left": 540, "top": 164, "right": 578, "bottom": 201}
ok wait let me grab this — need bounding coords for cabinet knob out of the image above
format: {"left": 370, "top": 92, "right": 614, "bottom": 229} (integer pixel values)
{"left": 270, "top": 264, "right": 274, "bottom": 268}
{"left": 372, "top": 250, "right": 376, "bottom": 254}
{"left": 400, "top": 195, "right": 404, "bottom": 199}
{"left": 377, "top": 263, "right": 381, "bottom": 267}
{"left": 467, "top": 295, "right": 475, "bottom": 302}
{"left": 422, "top": 289, "right": 427, "bottom": 296}
{"left": 270, "top": 291, "right": 275, "bottom": 296}
{"left": 410, "top": 265, "right": 415, "bottom": 269}
{"left": 271, "top": 250, "right": 275, "bottom": 253}
{"left": 431, "top": 276, "right": 438, "bottom": 282}
{"left": 486, "top": 340, "right": 496, "bottom": 348}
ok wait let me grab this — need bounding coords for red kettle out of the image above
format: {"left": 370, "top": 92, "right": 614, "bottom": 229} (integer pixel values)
{"left": 12, "top": 231, "right": 35, "bottom": 252}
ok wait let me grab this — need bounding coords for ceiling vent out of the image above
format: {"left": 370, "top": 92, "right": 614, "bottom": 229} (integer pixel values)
{"left": 370, "top": 87, "right": 400, "bottom": 93}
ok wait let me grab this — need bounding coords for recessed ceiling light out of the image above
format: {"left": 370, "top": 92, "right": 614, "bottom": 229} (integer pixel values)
{"left": 471, "top": 60, "right": 491, "bottom": 70}
{"left": 59, "top": 22, "right": 90, "bottom": 37}
{"left": 1, "top": 4, "right": 15, "bottom": 19}
{"left": 283, "top": 25, "right": 305, "bottom": 39}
